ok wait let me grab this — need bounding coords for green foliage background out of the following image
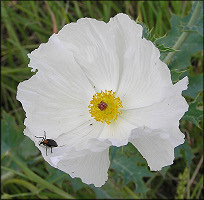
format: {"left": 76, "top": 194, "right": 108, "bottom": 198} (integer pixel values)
{"left": 1, "top": 1, "right": 203, "bottom": 199}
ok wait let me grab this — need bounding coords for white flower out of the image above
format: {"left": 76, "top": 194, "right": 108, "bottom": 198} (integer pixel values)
{"left": 17, "top": 13, "right": 189, "bottom": 187}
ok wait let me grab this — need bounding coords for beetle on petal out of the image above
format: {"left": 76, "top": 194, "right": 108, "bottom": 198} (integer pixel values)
{"left": 35, "top": 131, "right": 58, "bottom": 156}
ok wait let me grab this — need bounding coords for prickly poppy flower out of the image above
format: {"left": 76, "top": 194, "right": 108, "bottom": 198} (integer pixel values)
{"left": 17, "top": 13, "right": 189, "bottom": 187}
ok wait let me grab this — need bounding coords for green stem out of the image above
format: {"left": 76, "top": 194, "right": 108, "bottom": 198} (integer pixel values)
{"left": 1, "top": 166, "right": 27, "bottom": 179}
{"left": 1, "top": 67, "right": 31, "bottom": 74}
{"left": 9, "top": 153, "right": 74, "bottom": 199}
{"left": 1, "top": 171, "right": 15, "bottom": 183}
{"left": 191, "top": 175, "right": 203, "bottom": 199}
{"left": 186, "top": 167, "right": 190, "bottom": 199}
{"left": 124, "top": 186, "right": 139, "bottom": 199}
{"left": 163, "top": 2, "right": 202, "bottom": 64}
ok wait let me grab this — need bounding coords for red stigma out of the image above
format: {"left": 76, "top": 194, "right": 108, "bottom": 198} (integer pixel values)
{"left": 98, "top": 101, "right": 107, "bottom": 111}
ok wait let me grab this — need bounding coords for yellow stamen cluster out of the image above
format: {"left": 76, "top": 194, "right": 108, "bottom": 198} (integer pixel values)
{"left": 88, "top": 90, "right": 123, "bottom": 124}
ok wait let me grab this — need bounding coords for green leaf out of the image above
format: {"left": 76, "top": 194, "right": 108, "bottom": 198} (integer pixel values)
{"left": 112, "top": 156, "right": 152, "bottom": 193}
{"left": 1, "top": 3, "right": 28, "bottom": 63}
{"left": 9, "top": 153, "right": 74, "bottom": 199}
{"left": 182, "top": 23, "right": 203, "bottom": 36}
{"left": 91, "top": 181, "right": 127, "bottom": 199}
{"left": 169, "top": 31, "right": 203, "bottom": 69}
{"left": 1, "top": 111, "right": 23, "bottom": 155}
{"left": 155, "top": 2, "right": 203, "bottom": 69}
{"left": 111, "top": 145, "right": 153, "bottom": 193}
{"left": 170, "top": 69, "right": 188, "bottom": 83}
{"left": 180, "top": 142, "right": 195, "bottom": 167}
{"left": 101, "top": 181, "right": 126, "bottom": 198}
{"left": 182, "top": 99, "right": 203, "bottom": 128}
{"left": 158, "top": 166, "right": 170, "bottom": 178}
{"left": 44, "top": 162, "right": 67, "bottom": 186}
{"left": 181, "top": 2, "right": 203, "bottom": 37}
{"left": 175, "top": 141, "right": 194, "bottom": 167}
{"left": 1, "top": 111, "right": 38, "bottom": 158}
{"left": 89, "top": 185, "right": 112, "bottom": 199}
{"left": 3, "top": 179, "right": 38, "bottom": 194}
{"left": 155, "top": 15, "right": 181, "bottom": 61}
{"left": 19, "top": 137, "right": 39, "bottom": 159}
{"left": 67, "top": 176, "right": 85, "bottom": 192}
{"left": 140, "top": 22, "right": 152, "bottom": 40}
{"left": 183, "top": 73, "right": 203, "bottom": 99}
{"left": 156, "top": 44, "right": 179, "bottom": 53}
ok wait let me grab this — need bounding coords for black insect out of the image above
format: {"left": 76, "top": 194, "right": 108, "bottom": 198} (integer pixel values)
{"left": 35, "top": 131, "right": 58, "bottom": 156}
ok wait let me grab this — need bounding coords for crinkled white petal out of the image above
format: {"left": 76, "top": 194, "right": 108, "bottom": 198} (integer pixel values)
{"left": 25, "top": 127, "right": 111, "bottom": 187}
{"left": 116, "top": 38, "right": 176, "bottom": 109}
{"left": 108, "top": 13, "right": 143, "bottom": 38}
{"left": 57, "top": 16, "right": 119, "bottom": 92}
{"left": 56, "top": 148, "right": 110, "bottom": 187}
{"left": 46, "top": 145, "right": 110, "bottom": 187}
{"left": 108, "top": 15, "right": 178, "bottom": 110}
{"left": 129, "top": 126, "right": 175, "bottom": 171}
{"left": 16, "top": 34, "right": 97, "bottom": 139}
{"left": 25, "top": 117, "right": 109, "bottom": 167}
{"left": 107, "top": 13, "right": 143, "bottom": 64}
{"left": 56, "top": 13, "right": 143, "bottom": 93}
{"left": 173, "top": 76, "right": 188, "bottom": 94}
{"left": 98, "top": 116, "right": 136, "bottom": 147}
{"left": 30, "top": 118, "right": 105, "bottom": 154}
{"left": 122, "top": 77, "right": 189, "bottom": 147}
{"left": 55, "top": 120, "right": 105, "bottom": 151}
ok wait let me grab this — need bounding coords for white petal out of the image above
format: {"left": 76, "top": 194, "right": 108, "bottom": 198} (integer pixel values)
{"left": 130, "top": 127, "right": 175, "bottom": 171}
{"left": 27, "top": 34, "right": 94, "bottom": 101}
{"left": 98, "top": 116, "right": 136, "bottom": 147}
{"left": 109, "top": 13, "right": 143, "bottom": 38}
{"left": 17, "top": 76, "right": 92, "bottom": 139}
{"left": 116, "top": 37, "right": 176, "bottom": 109}
{"left": 27, "top": 117, "right": 105, "bottom": 154}
{"left": 25, "top": 127, "right": 110, "bottom": 187}
{"left": 16, "top": 34, "right": 98, "bottom": 139}
{"left": 55, "top": 148, "right": 110, "bottom": 187}
{"left": 57, "top": 17, "right": 120, "bottom": 92}
{"left": 56, "top": 14, "right": 142, "bottom": 93}
{"left": 122, "top": 77, "right": 189, "bottom": 146}
{"left": 86, "top": 138, "right": 112, "bottom": 152}
{"left": 173, "top": 76, "right": 189, "bottom": 93}
{"left": 56, "top": 120, "right": 105, "bottom": 151}
{"left": 108, "top": 13, "right": 143, "bottom": 53}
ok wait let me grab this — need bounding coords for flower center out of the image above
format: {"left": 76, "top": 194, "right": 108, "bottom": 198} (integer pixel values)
{"left": 88, "top": 90, "right": 123, "bottom": 124}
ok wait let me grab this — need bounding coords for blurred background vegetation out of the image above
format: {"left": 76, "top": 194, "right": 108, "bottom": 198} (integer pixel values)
{"left": 1, "top": 1, "right": 203, "bottom": 199}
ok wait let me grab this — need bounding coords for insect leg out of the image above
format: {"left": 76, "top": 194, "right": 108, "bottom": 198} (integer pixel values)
{"left": 35, "top": 136, "right": 45, "bottom": 139}
{"left": 51, "top": 147, "right": 53, "bottom": 153}
{"left": 46, "top": 146, "right": 47, "bottom": 156}
{"left": 44, "top": 131, "right": 47, "bottom": 139}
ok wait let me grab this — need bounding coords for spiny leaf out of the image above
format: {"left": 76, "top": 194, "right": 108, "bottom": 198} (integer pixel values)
{"left": 112, "top": 156, "right": 153, "bottom": 193}
{"left": 110, "top": 145, "right": 153, "bottom": 194}
{"left": 156, "top": 44, "right": 179, "bottom": 53}
{"left": 181, "top": 1, "right": 203, "bottom": 37}
{"left": 67, "top": 176, "right": 84, "bottom": 192}
{"left": 171, "top": 69, "right": 188, "bottom": 83}
{"left": 155, "top": 2, "right": 203, "bottom": 69}
{"left": 183, "top": 73, "right": 203, "bottom": 99}
{"left": 1, "top": 111, "right": 23, "bottom": 155}
{"left": 182, "top": 98, "right": 203, "bottom": 129}
{"left": 175, "top": 141, "right": 195, "bottom": 167}
{"left": 1, "top": 111, "right": 38, "bottom": 158}
{"left": 140, "top": 22, "right": 153, "bottom": 40}
{"left": 89, "top": 185, "right": 112, "bottom": 199}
